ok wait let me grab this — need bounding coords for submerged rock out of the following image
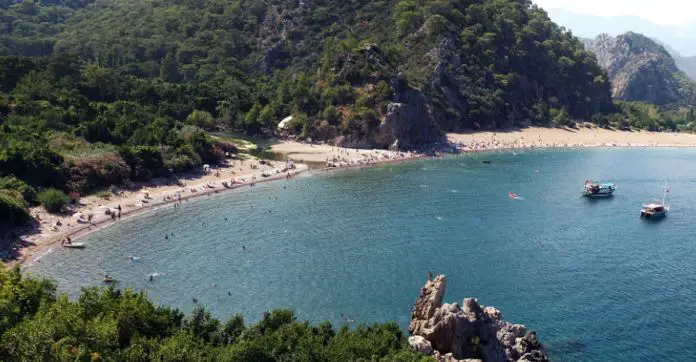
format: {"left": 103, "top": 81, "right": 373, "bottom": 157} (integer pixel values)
{"left": 409, "top": 275, "right": 549, "bottom": 362}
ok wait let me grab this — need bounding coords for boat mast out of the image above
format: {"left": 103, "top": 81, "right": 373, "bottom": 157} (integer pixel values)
{"left": 662, "top": 180, "right": 668, "bottom": 207}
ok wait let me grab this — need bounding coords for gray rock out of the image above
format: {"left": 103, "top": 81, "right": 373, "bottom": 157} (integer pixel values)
{"left": 409, "top": 275, "right": 548, "bottom": 362}
{"left": 378, "top": 89, "right": 443, "bottom": 149}
{"left": 584, "top": 32, "right": 686, "bottom": 105}
{"left": 409, "top": 335, "right": 434, "bottom": 355}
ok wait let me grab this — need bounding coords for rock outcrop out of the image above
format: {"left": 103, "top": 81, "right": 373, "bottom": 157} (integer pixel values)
{"left": 584, "top": 32, "right": 696, "bottom": 105}
{"left": 408, "top": 275, "right": 548, "bottom": 362}
{"left": 377, "top": 90, "right": 443, "bottom": 149}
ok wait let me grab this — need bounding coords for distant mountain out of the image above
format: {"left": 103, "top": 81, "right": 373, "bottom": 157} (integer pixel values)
{"left": 583, "top": 32, "right": 696, "bottom": 105}
{"left": 544, "top": 8, "right": 696, "bottom": 57}
{"left": 655, "top": 41, "right": 696, "bottom": 81}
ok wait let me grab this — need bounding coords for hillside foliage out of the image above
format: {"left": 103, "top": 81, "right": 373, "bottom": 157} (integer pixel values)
{"left": 0, "top": 266, "right": 425, "bottom": 361}
{"left": 0, "top": 0, "right": 689, "bottom": 227}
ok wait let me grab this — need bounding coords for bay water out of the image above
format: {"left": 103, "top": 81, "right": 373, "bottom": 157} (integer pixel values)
{"left": 27, "top": 148, "right": 696, "bottom": 361}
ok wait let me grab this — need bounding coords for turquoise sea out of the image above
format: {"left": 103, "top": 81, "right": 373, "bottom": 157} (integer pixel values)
{"left": 27, "top": 148, "right": 696, "bottom": 361}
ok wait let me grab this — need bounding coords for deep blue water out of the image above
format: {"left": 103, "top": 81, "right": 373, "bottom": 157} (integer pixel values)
{"left": 26, "top": 148, "right": 696, "bottom": 361}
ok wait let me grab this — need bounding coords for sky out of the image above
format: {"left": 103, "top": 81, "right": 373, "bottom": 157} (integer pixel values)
{"left": 534, "top": 0, "right": 696, "bottom": 27}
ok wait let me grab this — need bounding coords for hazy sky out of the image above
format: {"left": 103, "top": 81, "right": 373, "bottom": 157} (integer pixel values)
{"left": 534, "top": 0, "right": 696, "bottom": 26}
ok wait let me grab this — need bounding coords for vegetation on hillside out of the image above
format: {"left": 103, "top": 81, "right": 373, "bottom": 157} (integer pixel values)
{"left": 0, "top": 266, "right": 426, "bottom": 361}
{"left": 0, "top": 0, "right": 693, "bottom": 227}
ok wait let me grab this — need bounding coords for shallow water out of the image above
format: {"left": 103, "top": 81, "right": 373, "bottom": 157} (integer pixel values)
{"left": 27, "top": 148, "right": 696, "bottom": 361}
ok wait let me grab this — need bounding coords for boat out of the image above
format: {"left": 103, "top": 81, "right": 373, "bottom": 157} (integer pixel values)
{"left": 62, "top": 243, "right": 85, "bottom": 249}
{"left": 582, "top": 180, "right": 616, "bottom": 198}
{"left": 103, "top": 274, "right": 115, "bottom": 284}
{"left": 640, "top": 182, "right": 670, "bottom": 219}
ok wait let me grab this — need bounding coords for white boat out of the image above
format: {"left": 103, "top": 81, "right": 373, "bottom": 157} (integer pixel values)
{"left": 640, "top": 182, "right": 670, "bottom": 219}
{"left": 63, "top": 243, "right": 86, "bottom": 249}
{"left": 583, "top": 180, "right": 616, "bottom": 198}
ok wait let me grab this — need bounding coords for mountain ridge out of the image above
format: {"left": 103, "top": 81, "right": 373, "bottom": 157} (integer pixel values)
{"left": 583, "top": 32, "right": 696, "bottom": 105}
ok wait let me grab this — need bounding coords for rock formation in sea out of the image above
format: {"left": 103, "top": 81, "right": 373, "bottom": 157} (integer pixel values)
{"left": 408, "top": 275, "right": 548, "bottom": 362}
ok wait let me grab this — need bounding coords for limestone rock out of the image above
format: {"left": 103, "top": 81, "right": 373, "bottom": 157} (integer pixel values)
{"left": 408, "top": 274, "right": 446, "bottom": 335}
{"left": 583, "top": 32, "right": 693, "bottom": 105}
{"left": 434, "top": 351, "right": 483, "bottom": 362}
{"left": 378, "top": 89, "right": 443, "bottom": 149}
{"left": 409, "top": 274, "right": 548, "bottom": 362}
{"left": 409, "top": 335, "right": 434, "bottom": 355}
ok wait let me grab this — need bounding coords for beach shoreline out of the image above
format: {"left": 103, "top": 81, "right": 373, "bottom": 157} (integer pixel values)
{"left": 6, "top": 145, "right": 421, "bottom": 267}
{"left": 9, "top": 125, "right": 696, "bottom": 268}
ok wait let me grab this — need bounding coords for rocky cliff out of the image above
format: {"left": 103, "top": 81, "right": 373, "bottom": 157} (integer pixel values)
{"left": 584, "top": 32, "right": 696, "bottom": 105}
{"left": 408, "top": 275, "right": 548, "bottom": 362}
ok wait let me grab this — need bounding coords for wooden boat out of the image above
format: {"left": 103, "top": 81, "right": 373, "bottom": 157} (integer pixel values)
{"left": 583, "top": 180, "right": 616, "bottom": 198}
{"left": 103, "top": 274, "right": 115, "bottom": 284}
{"left": 63, "top": 243, "right": 85, "bottom": 249}
{"left": 641, "top": 181, "right": 670, "bottom": 219}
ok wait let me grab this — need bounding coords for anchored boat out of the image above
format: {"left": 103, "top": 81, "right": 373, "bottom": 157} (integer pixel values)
{"left": 640, "top": 182, "right": 670, "bottom": 219}
{"left": 583, "top": 180, "right": 616, "bottom": 198}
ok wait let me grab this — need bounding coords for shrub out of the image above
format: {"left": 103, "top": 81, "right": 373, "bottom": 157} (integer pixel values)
{"left": 64, "top": 154, "right": 130, "bottom": 193}
{"left": 0, "top": 176, "right": 38, "bottom": 205}
{"left": 96, "top": 191, "right": 111, "bottom": 199}
{"left": 38, "top": 188, "right": 70, "bottom": 213}
{"left": 0, "top": 190, "right": 30, "bottom": 227}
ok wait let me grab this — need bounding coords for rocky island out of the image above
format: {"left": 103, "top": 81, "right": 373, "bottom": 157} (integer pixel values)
{"left": 408, "top": 275, "right": 548, "bottom": 362}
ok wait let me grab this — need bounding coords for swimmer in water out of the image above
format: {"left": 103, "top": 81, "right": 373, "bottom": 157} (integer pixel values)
{"left": 192, "top": 297, "right": 198, "bottom": 303}
{"left": 148, "top": 274, "right": 154, "bottom": 282}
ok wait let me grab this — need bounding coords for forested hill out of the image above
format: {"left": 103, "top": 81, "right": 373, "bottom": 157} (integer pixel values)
{"left": 1, "top": 0, "right": 616, "bottom": 226}
{"left": 4, "top": 0, "right": 614, "bottom": 137}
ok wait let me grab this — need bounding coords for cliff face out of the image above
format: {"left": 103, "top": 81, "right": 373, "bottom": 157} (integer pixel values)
{"left": 408, "top": 275, "right": 548, "bottom": 362}
{"left": 584, "top": 32, "right": 695, "bottom": 105}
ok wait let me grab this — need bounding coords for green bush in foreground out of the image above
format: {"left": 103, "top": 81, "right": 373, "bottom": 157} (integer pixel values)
{"left": 37, "top": 188, "right": 70, "bottom": 213}
{"left": 0, "top": 190, "right": 30, "bottom": 227}
{"left": 0, "top": 266, "right": 428, "bottom": 361}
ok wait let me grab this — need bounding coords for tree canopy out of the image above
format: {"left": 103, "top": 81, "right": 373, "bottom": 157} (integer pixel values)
{"left": 0, "top": 266, "right": 426, "bottom": 361}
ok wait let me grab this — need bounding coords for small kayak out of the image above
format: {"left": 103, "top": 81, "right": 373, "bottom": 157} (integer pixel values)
{"left": 63, "top": 243, "right": 85, "bottom": 249}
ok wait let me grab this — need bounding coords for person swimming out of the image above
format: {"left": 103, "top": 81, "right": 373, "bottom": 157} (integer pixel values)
{"left": 148, "top": 274, "right": 154, "bottom": 282}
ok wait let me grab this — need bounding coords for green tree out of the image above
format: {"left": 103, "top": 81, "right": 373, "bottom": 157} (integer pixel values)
{"left": 185, "top": 110, "right": 216, "bottom": 130}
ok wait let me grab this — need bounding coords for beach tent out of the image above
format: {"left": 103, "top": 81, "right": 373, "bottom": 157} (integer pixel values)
{"left": 277, "top": 115, "right": 293, "bottom": 130}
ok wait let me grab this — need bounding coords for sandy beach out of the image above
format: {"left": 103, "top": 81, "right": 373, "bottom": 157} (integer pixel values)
{"left": 448, "top": 124, "right": 696, "bottom": 150}
{"left": 4, "top": 144, "right": 419, "bottom": 267}
{"left": 7, "top": 125, "right": 696, "bottom": 267}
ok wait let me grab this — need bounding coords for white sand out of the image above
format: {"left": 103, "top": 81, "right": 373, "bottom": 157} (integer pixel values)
{"left": 448, "top": 124, "right": 696, "bottom": 150}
